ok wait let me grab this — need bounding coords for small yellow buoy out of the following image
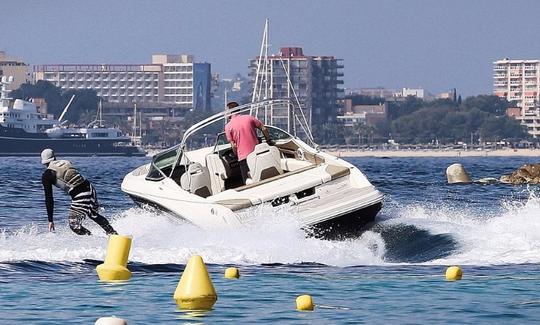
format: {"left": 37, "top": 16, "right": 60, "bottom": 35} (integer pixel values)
{"left": 224, "top": 267, "right": 240, "bottom": 279}
{"left": 96, "top": 235, "right": 132, "bottom": 281}
{"left": 173, "top": 255, "right": 217, "bottom": 310}
{"left": 445, "top": 266, "right": 463, "bottom": 281}
{"left": 296, "top": 295, "right": 314, "bottom": 311}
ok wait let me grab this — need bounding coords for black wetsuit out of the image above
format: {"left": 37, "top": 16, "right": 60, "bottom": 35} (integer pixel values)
{"left": 42, "top": 169, "right": 117, "bottom": 235}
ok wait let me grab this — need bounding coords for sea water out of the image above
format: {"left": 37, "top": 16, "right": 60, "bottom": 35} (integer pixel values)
{"left": 0, "top": 156, "right": 539, "bottom": 323}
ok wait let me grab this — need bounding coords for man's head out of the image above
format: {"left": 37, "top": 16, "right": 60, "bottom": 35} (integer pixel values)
{"left": 41, "top": 148, "right": 55, "bottom": 165}
{"left": 225, "top": 101, "right": 240, "bottom": 121}
{"left": 226, "top": 101, "right": 239, "bottom": 110}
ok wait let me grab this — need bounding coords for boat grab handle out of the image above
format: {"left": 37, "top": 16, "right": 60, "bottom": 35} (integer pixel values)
{"left": 290, "top": 194, "right": 320, "bottom": 205}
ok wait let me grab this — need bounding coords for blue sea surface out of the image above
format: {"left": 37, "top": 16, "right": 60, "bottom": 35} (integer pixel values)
{"left": 1, "top": 156, "right": 540, "bottom": 323}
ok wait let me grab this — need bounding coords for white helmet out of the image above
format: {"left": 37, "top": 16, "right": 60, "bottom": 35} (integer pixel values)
{"left": 41, "top": 148, "right": 55, "bottom": 164}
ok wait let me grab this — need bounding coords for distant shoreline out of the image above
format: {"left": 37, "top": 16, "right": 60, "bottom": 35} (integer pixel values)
{"left": 325, "top": 148, "right": 540, "bottom": 158}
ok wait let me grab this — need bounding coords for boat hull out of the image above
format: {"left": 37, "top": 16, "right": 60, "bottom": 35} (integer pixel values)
{"left": 126, "top": 192, "right": 382, "bottom": 240}
{"left": 307, "top": 202, "right": 382, "bottom": 240}
{"left": 0, "top": 136, "right": 144, "bottom": 156}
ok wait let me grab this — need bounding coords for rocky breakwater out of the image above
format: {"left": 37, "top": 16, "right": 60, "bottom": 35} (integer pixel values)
{"left": 500, "top": 163, "right": 540, "bottom": 184}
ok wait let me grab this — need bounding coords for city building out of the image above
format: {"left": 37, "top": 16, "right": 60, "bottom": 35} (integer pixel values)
{"left": 435, "top": 89, "right": 457, "bottom": 101}
{"left": 493, "top": 58, "right": 540, "bottom": 113}
{"left": 516, "top": 110, "right": 540, "bottom": 138}
{"left": 494, "top": 58, "right": 540, "bottom": 137}
{"left": 337, "top": 99, "right": 387, "bottom": 127}
{"left": 399, "top": 88, "right": 425, "bottom": 99}
{"left": 211, "top": 74, "right": 251, "bottom": 111}
{"left": 34, "top": 63, "right": 163, "bottom": 104}
{"left": 249, "top": 47, "right": 344, "bottom": 133}
{"left": 347, "top": 87, "right": 429, "bottom": 100}
{"left": 0, "top": 51, "right": 29, "bottom": 90}
{"left": 33, "top": 54, "right": 212, "bottom": 110}
{"left": 346, "top": 87, "right": 397, "bottom": 99}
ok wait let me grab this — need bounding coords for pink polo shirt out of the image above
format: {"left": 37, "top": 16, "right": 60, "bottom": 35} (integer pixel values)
{"left": 225, "top": 114, "right": 263, "bottom": 160}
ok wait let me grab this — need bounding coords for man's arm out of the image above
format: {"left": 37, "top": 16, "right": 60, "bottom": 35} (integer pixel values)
{"left": 258, "top": 124, "right": 273, "bottom": 145}
{"left": 42, "top": 170, "right": 55, "bottom": 226}
{"left": 251, "top": 116, "right": 273, "bottom": 145}
{"left": 225, "top": 126, "right": 238, "bottom": 155}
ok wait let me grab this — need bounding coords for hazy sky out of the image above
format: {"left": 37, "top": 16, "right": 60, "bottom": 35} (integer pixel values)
{"left": 2, "top": 0, "right": 540, "bottom": 96}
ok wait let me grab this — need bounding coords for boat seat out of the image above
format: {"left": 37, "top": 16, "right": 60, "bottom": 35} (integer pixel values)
{"left": 246, "top": 143, "right": 283, "bottom": 183}
{"left": 180, "top": 162, "right": 212, "bottom": 198}
{"left": 206, "top": 153, "right": 229, "bottom": 195}
{"left": 280, "top": 158, "right": 313, "bottom": 172}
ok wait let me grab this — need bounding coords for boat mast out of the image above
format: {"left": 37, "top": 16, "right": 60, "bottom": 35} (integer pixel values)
{"left": 252, "top": 18, "right": 270, "bottom": 123}
{"left": 97, "top": 99, "right": 104, "bottom": 127}
{"left": 58, "top": 94, "right": 75, "bottom": 124}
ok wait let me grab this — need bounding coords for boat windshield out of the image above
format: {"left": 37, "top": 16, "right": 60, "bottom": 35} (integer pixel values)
{"left": 146, "top": 145, "right": 181, "bottom": 181}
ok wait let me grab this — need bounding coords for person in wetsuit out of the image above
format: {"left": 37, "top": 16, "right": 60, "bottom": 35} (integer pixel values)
{"left": 40, "top": 148, "right": 117, "bottom": 235}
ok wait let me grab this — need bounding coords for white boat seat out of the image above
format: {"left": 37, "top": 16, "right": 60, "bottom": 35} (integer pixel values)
{"left": 180, "top": 162, "right": 212, "bottom": 198}
{"left": 246, "top": 143, "right": 283, "bottom": 182}
{"left": 206, "top": 153, "right": 228, "bottom": 195}
{"left": 280, "top": 158, "right": 313, "bottom": 172}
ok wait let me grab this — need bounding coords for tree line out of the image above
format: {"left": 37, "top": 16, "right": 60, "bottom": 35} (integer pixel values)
{"left": 316, "top": 94, "right": 528, "bottom": 145}
{"left": 11, "top": 80, "right": 100, "bottom": 125}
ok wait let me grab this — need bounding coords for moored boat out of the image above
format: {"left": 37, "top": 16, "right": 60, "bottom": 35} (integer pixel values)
{"left": 0, "top": 76, "right": 144, "bottom": 156}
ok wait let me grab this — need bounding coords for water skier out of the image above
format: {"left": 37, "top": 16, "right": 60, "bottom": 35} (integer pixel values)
{"left": 40, "top": 148, "right": 117, "bottom": 235}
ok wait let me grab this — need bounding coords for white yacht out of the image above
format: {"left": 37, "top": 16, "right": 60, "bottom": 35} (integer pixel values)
{"left": 0, "top": 76, "right": 144, "bottom": 156}
{"left": 121, "top": 100, "right": 383, "bottom": 239}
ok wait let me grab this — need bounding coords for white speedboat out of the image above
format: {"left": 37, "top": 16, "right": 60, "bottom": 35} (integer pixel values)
{"left": 121, "top": 100, "right": 383, "bottom": 239}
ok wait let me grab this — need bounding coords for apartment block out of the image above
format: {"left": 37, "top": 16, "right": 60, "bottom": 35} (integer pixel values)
{"left": 34, "top": 64, "right": 163, "bottom": 103}
{"left": 337, "top": 99, "right": 387, "bottom": 127}
{"left": 494, "top": 59, "right": 540, "bottom": 137}
{"left": 493, "top": 58, "right": 540, "bottom": 113}
{"left": 33, "top": 54, "right": 212, "bottom": 110}
{"left": 249, "top": 47, "right": 344, "bottom": 134}
{"left": 347, "top": 87, "right": 397, "bottom": 99}
{"left": 0, "top": 51, "right": 29, "bottom": 90}
{"left": 400, "top": 88, "right": 425, "bottom": 99}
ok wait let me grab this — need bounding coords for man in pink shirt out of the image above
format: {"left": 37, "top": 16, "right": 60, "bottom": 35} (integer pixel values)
{"left": 225, "top": 101, "right": 273, "bottom": 184}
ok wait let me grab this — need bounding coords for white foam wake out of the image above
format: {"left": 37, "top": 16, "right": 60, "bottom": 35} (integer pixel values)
{"left": 390, "top": 189, "right": 540, "bottom": 265}
{"left": 0, "top": 207, "right": 385, "bottom": 267}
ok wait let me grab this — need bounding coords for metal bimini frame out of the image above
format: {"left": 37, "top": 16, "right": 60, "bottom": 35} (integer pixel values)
{"left": 169, "top": 99, "right": 301, "bottom": 178}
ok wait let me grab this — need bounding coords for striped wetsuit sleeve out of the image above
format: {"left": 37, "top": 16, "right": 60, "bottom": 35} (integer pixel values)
{"left": 42, "top": 169, "right": 55, "bottom": 222}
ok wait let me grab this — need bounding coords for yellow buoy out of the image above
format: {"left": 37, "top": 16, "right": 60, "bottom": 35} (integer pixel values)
{"left": 445, "top": 266, "right": 463, "bottom": 281}
{"left": 296, "top": 295, "right": 314, "bottom": 311}
{"left": 174, "top": 255, "right": 217, "bottom": 310}
{"left": 96, "top": 235, "right": 132, "bottom": 281}
{"left": 224, "top": 267, "right": 240, "bottom": 279}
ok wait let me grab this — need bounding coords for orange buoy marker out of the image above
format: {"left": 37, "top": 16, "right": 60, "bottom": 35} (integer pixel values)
{"left": 224, "top": 267, "right": 240, "bottom": 279}
{"left": 96, "top": 235, "right": 132, "bottom": 281}
{"left": 95, "top": 316, "right": 128, "bottom": 324}
{"left": 445, "top": 266, "right": 463, "bottom": 281}
{"left": 173, "top": 255, "right": 217, "bottom": 310}
{"left": 296, "top": 295, "right": 314, "bottom": 311}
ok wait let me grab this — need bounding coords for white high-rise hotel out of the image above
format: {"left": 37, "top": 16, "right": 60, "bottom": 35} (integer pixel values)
{"left": 493, "top": 59, "right": 540, "bottom": 137}
{"left": 34, "top": 54, "right": 211, "bottom": 109}
{"left": 493, "top": 59, "right": 540, "bottom": 113}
